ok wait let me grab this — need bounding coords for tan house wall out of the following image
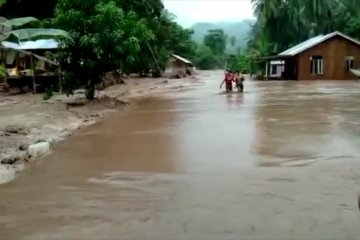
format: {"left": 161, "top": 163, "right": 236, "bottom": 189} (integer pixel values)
{"left": 171, "top": 59, "right": 187, "bottom": 77}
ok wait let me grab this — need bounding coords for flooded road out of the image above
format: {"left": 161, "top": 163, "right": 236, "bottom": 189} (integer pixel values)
{"left": 1, "top": 70, "right": 360, "bottom": 239}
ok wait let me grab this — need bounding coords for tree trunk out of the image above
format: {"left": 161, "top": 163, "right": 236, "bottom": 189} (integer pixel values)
{"left": 86, "top": 79, "right": 95, "bottom": 100}
{"left": 30, "top": 55, "right": 36, "bottom": 94}
{"left": 112, "top": 70, "right": 124, "bottom": 84}
{"left": 58, "top": 66, "right": 63, "bottom": 93}
{"left": 152, "top": 70, "right": 161, "bottom": 78}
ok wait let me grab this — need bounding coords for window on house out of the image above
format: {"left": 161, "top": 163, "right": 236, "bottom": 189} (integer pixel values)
{"left": 345, "top": 56, "right": 354, "bottom": 70}
{"left": 310, "top": 56, "right": 324, "bottom": 75}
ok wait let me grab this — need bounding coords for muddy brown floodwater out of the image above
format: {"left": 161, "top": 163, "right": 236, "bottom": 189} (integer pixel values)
{"left": 1, "top": 70, "right": 360, "bottom": 239}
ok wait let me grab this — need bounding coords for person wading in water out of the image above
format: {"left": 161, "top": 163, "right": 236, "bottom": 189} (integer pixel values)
{"left": 220, "top": 70, "right": 235, "bottom": 93}
{"left": 235, "top": 70, "right": 245, "bottom": 92}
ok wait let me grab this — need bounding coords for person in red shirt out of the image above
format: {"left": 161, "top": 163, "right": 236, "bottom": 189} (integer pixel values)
{"left": 220, "top": 70, "right": 235, "bottom": 92}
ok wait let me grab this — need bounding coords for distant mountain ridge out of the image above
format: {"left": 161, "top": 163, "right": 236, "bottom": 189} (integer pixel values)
{"left": 191, "top": 19, "right": 255, "bottom": 54}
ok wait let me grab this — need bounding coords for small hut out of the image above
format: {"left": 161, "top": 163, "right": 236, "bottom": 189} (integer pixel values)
{"left": 170, "top": 54, "right": 193, "bottom": 78}
{"left": 0, "top": 39, "right": 60, "bottom": 93}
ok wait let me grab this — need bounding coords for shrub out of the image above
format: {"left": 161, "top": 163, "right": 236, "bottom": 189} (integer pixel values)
{"left": 0, "top": 64, "right": 7, "bottom": 83}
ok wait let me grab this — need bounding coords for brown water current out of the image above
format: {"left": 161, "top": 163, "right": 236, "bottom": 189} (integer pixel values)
{"left": 1, "top": 71, "right": 360, "bottom": 239}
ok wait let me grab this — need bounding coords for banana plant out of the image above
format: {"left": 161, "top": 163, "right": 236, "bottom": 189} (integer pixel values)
{"left": 1, "top": 16, "right": 69, "bottom": 43}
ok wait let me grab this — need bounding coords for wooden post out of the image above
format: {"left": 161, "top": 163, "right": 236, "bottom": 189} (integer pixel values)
{"left": 58, "top": 66, "right": 63, "bottom": 93}
{"left": 30, "top": 55, "right": 36, "bottom": 93}
{"left": 265, "top": 60, "right": 269, "bottom": 80}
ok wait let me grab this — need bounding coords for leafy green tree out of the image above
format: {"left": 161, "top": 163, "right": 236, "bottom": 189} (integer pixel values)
{"left": 54, "top": 0, "right": 153, "bottom": 100}
{"left": 230, "top": 36, "right": 237, "bottom": 47}
{"left": 203, "top": 29, "right": 227, "bottom": 55}
{"left": 229, "top": 50, "right": 251, "bottom": 73}
{"left": 194, "top": 44, "right": 216, "bottom": 70}
{"left": 115, "top": 0, "right": 164, "bottom": 19}
{"left": 167, "top": 23, "right": 195, "bottom": 59}
{"left": 115, "top": 0, "right": 166, "bottom": 75}
{"left": 128, "top": 9, "right": 197, "bottom": 76}
{"left": 345, "top": 16, "right": 360, "bottom": 38}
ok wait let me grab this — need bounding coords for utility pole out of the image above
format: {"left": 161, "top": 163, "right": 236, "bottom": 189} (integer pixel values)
{"left": 146, "top": 41, "right": 162, "bottom": 76}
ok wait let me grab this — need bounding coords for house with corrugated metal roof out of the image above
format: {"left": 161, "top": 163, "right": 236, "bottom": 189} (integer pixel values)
{"left": 264, "top": 31, "right": 360, "bottom": 80}
{"left": 0, "top": 39, "right": 60, "bottom": 93}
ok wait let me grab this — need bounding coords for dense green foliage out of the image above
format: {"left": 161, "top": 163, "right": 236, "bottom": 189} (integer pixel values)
{"left": 227, "top": 51, "right": 252, "bottom": 73}
{"left": 191, "top": 21, "right": 255, "bottom": 54}
{"left": 203, "top": 29, "right": 227, "bottom": 56}
{"left": 0, "top": 64, "right": 6, "bottom": 82}
{"left": 53, "top": 0, "right": 155, "bottom": 99}
{"left": 192, "top": 29, "right": 227, "bottom": 70}
{"left": 193, "top": 29, "right": 251, "bottom": 72}
{"left": 193, "top": 45, "right": 217, "bottom": 70}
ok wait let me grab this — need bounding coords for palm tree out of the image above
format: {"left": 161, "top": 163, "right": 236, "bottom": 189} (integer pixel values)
{"left": 251, "top": 0, "right": 281, "bottom": 21}
{"left": 251, "top": 0, "right": 302, "bottom": 52}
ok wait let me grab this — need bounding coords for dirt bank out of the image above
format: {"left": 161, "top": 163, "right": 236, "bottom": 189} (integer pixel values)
{"left": 0, "top": 74, "right": 202, "bottom": 182}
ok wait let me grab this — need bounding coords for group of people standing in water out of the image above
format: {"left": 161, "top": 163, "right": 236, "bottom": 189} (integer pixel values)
{"left": 220, "top": 70, "right": 245, "bottom": 93}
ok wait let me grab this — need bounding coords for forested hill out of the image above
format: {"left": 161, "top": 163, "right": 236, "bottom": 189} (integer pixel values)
{"left": 191, "top": 20, "right": 255, "bottom": 54}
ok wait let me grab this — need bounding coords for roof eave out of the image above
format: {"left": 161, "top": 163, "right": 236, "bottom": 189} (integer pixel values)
{"left": 277, "top": 54, "right": 296, "bottom": 58}
{"left": 260, "top": 55, "right": 294, "bottom": 60}
{"left": 277, "top": 31, "right": 360, "bottom": 57}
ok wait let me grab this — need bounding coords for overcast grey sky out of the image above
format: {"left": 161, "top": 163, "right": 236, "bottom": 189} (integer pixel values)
{"left": 163, "top": 0, "right": 255, "bottom": 27}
